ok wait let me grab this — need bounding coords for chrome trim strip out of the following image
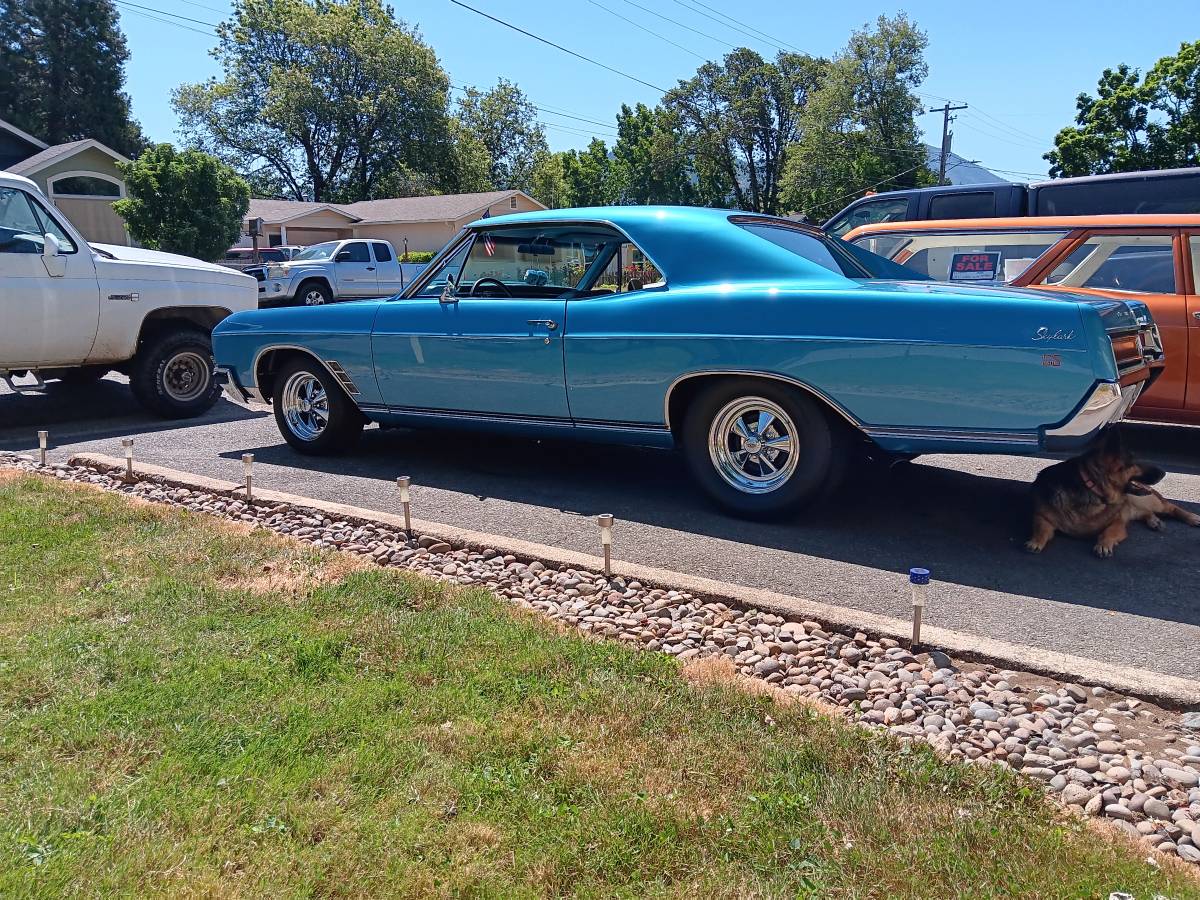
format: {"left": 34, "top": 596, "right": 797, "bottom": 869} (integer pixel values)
{"left": 250, "top": 344, "right": 356, "bottom": 401}
{"left": 1045, "top": 381, "right": 1127, "bottom": 439}
{"left": 361, "top": 403, "right": 670, "bottom": 432}
{"left": 663, "top": 370, "right": 865, "bottom": 433}
{"left": 864, "top": 425, "right": 1039, "bottom": 446}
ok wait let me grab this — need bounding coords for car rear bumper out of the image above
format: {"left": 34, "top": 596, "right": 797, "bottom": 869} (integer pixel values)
{"left": 1043, "top": 380, "right": 1143, "bottom": 451}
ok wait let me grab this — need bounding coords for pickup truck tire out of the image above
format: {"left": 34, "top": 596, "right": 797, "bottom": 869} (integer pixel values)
{"left": 297, "top": 281, "right": 331, "bottom": 306}
{"left": 272, "top": 357, "right": 363, "bottom": 454}
{"left": 128, "top": 329, "right": 221, "bottom": 419}
{"left": 682, "top": 378, "right": 840, "bottom": 518}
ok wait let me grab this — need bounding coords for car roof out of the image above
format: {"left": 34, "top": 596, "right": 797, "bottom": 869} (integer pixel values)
{"left": 463, "top": 205, "right": 855, "bottom": 287}
{"left": 846, "top": 214, "right": 1200, "bottom": 240}
{"left": 0, "top": 171, "right": 44, "bottom": 193}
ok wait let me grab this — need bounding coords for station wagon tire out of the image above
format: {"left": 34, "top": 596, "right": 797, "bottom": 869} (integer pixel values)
{"left": 682, "top": 379, "right": 840, "bottom": 518}
{"left": 128, "top": 329, "right": 220, "bottom": 419}
{"left": 297, "top": 281, "right": 331, "bottom": 307}
{"left": 272, "top": 357, "right": 363, "bottom": 455}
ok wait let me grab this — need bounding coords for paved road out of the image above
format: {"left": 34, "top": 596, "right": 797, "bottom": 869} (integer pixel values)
{"left": 4, "top": 374, "right": 1199, "bottom": 680}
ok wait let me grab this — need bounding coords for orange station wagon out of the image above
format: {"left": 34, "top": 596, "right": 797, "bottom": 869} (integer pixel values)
{"left": 845, "top": 215, "right": 1200, "bottom": 426}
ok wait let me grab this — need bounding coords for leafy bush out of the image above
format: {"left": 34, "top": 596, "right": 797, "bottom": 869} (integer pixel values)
{"left": 402, "top": 250, "right": 436, "bottom": 263}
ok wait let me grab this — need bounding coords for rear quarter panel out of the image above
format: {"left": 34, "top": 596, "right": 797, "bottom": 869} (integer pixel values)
{"left": 564, "top": 280, "right": 1097, "bottom": 433}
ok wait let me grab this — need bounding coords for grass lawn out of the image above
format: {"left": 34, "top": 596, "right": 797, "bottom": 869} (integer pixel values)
{"left": 1, "top": 472, "right": 1196, "bottom": 898}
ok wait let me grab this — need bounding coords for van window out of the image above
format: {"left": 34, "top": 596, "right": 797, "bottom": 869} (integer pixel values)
{"left": 826, "top": 196, "right": 910, "bottom": 238}
{"left": 1035, "top": 173, "right": 1200, "bottom": 215}
{"left": 1041, "top": 234, "right": 1176, "bottom": 294}
{"left": 849, "top": 229, "right": 1068, "bottom": 283}
{"left": 928, "top": 191, "right": 996, "bottom": 219}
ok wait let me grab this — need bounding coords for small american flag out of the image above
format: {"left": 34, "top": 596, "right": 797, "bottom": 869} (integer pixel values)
{"left": 483, "top": 233, "right": 495, "bottom": 256}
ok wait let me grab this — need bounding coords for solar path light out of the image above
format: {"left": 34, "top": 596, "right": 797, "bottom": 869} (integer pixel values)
{"left": 242, "top": 453, "right": 254, "bottom": 504}
{"left": 397, "top": 476, "right": 412, "bottom": 538}
{"left": 121, "top": 438, "right": 134, "bottom": 480}
{"left": 37, "top": 430, "right": 47, "bottom": 465}
{"left": 597, "top": 513, "right": 614, "bottom": 578}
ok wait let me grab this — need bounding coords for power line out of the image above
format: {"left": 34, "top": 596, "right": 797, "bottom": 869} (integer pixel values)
{"left": 669, "top": 0, "right": 805, "bottom": 54}
{"left": 447, "top": 0, "right": 668, "bottom": 93}
{"left": 114, "top": 0, "right": 219, "bottom": 28}
{"left": 448, "top": 84, "right": 618, "bottom": 134}
{"left": 115, "top": 3, "right": 215, "bottom": 35}
{"left": 588, "top": 0, "right": 708, "bottom": 61}
{"left": 956, "top": 118, "right": 1046, "bottom": 152}
{"left": 968, "top": 105, "right": 1048, "bottom": 144}
{"left": 166, "top": 0, "right": 226, "bottom": 14}
{"left": 610, "top": 0, "right": 739, "bottom": 51}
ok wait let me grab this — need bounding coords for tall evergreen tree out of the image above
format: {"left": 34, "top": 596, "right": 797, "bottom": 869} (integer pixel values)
{"left": 0, "top": 0, "right": 144, "bottom": 155}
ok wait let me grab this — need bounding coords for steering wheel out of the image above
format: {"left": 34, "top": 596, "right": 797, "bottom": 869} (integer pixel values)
{"left": 468, "top": 277, "right": 511, "bottom": 297}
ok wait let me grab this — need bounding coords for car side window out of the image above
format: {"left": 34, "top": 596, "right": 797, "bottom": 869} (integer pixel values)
{"left": 1191, "top": 237, "right": 1200, "bottom": 292}
{"left": 373, "top": 242, "right": 392, "bottom": 263}
{"left": 1041, "top": 234, "right": 1176, "bottom": 294}
{"left": 828, "top": 197, "right": 910, "bottom": 238}
{"left": 339, "top": 241, "right": 370, "bottom": 263}
{"left": 0, "top": 187, "right": 76, "bottom": 254}
{"left": 412, "top": 239, "right": 473, "bottom": 298}
{"left": 588, "top": 242, "right": 662, "bottom": 293}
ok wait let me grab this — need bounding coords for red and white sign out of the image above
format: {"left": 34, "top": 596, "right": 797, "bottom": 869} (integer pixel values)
{"left": 948, "top": 251, "right": 1001, "bottom": 282}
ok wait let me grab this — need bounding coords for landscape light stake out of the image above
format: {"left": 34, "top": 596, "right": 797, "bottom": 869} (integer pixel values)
{"left": 37, "top": 430, "right": 47, "bottom": 466}
{"left": 242, "top": 453, "right": 254, "bottom": 505}
{"left": 397, "top": 476, "right": 412, "bottom": 538}
{"left": 597, "top": 514, "right": 614, "bottom": 578}
{"left": 909, "top": 567, "right": 930, "bottom": 649}
{"left": 121, "top": 438, "right": 134, "bottom": 481}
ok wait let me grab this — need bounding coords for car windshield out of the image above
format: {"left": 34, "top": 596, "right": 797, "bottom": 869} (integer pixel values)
{"left": 850, "top": 229, "right": 1069, "bottom": 284}
{"left": 294, "top": 241, "right": 339, "bottom": 261}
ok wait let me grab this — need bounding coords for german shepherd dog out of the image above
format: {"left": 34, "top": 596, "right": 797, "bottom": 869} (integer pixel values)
{"left": 1025, "top": 428, "right": 1199, "bottom": 558}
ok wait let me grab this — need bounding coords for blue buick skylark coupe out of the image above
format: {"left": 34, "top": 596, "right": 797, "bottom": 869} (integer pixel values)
{"left": 213, "top": 206, "right": 1163, "bottom": 517}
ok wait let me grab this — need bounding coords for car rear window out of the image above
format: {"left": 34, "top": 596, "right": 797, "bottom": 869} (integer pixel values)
{"left": 373, "top": 242, "right": 392, "bottom": 262}
{"left": 737, "top": 222, "right": 859, "bottom": 276}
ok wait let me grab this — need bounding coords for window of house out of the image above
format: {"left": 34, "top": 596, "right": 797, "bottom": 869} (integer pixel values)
{"left": 51, "top": 175, "right": 121, "bottom": 197}
{"left": 372, "top": 242, "right": 392, "bottom": 262}
{"left": 1040, "top": 234, "right": 1176, "bottom": 294}
{"left": 509, "top": 196, "right": 518, "bottom": 209}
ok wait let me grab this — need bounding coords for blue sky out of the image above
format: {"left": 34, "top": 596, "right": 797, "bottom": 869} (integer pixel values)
{"left": 117, "top": 0, "right": 1198, "bottom": 182}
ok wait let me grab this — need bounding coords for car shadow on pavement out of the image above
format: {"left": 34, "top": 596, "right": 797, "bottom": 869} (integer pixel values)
{"left": 221, "top": 421, "right": 1200, "bottom": 630}
{"left": 0, "top": 377, "right": 265, "bottom": 449}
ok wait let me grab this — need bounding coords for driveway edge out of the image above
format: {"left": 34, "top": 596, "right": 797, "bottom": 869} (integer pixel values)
{"left": 69, "top": 451, "right": 1200, "bottom": 707}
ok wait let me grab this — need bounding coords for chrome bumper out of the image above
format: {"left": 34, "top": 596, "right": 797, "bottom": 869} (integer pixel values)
{"left": 1044, "top": 380, "right": 1142, "bottom": 449}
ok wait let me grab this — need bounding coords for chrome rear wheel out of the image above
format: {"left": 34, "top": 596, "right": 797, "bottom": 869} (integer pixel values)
{"left": 708, "top": 397, "right": 800, "bottom": 494}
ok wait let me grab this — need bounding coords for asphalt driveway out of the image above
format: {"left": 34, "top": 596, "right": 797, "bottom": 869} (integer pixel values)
{"left": 3, "top": 374, "right": 1199, "bottom": 680}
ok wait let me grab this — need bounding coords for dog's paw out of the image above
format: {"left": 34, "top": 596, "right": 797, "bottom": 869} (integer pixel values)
{"left": 1146, "top": 515, "right": 1163, "bottom": 531}
{"left": 1023, "top": 540, "right": 1044, "bottom": 554}
{"left": 1093, "top": 542, "right": 1116, "bottom": 558}
{"left": 1185, "top": 515, "right": 1200, "bottom": 528}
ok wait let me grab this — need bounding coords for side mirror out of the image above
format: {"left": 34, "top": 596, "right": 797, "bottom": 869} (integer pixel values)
{"left": 335, "top": 250, "right": 352, "bottom": 262}
{"left": 41, "top": 233, "right": 66, "bottom": 277}
{"left": 439, "top": 274, "right": 458, "bottom": 304}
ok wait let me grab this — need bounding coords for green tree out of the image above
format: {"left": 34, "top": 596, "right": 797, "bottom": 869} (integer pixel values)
{"left": 1045, "top": 42, "right": 1200, "bottom": 177}
{"left": 562, "top": 138, "right": 618, "bottom": 206}
{"left": 174, "top": 0, "right": 454, "bottom": 202}
{"left": 0, "top": 0, "right": 144, "bottom": 155}
{"left": 113, "top": 144, "right": 250, "bottom": 262}
{"left": 780, "top": 14, "right": 934, "bottom": 221}
{"left": 528, "top": 150, "right": 573, "bottom": 208}
{"left": 664, "top": 48, "right": 827, "bottom": 213}
{"left": 612, "top": 103, "right": 694, "bottom": 205}
{"left": 455, "top": 79, "right": 549, "bottom": 192}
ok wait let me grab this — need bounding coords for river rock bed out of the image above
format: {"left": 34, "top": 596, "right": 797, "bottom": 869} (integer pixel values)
{"left": 5, "top": 452, "right": 1200, "bottom": 866}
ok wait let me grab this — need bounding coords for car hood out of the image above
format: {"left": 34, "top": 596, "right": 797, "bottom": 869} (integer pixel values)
{"left": 91, "top": 243, "right": 255, "bottom": 286}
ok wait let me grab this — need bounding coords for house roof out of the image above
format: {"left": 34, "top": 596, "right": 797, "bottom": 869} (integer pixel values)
{"left": 246, "top": 190, "right": 543, "bottom": 226}
{"left": 6, "top": 138, "right": 130, "bottom": 176}
{"left": 0, "top": 118, "right": 48, "bottom": 151}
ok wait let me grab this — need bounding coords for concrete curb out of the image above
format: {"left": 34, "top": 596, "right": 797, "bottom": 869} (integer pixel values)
{"left": 68, "top": 452, "right": 1200, "bottom": 707}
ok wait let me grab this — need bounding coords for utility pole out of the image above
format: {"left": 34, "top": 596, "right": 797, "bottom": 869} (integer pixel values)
{"left": 929, "top": 102, "right": 968, "bottom": 184}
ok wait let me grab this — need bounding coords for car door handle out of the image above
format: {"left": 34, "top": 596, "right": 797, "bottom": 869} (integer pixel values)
{"left": 527, "top": 319, "right": 558, "bottom": 331}
{"left": 366, "top": 266, "right": 376, "bottom": 271}
{"left": 1194, "top": 311, "right": 1200, "bottom": 321}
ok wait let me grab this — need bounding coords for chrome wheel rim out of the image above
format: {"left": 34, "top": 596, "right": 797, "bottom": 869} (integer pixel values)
{"left": 708, "top": 396, "right": 799, "bottom": 494}
{"left": 303, "top": 289, "right": 326, "bottom": 305}
{"left": 162, "top": 351, "right": 211, "bottom": 402}
{"left": 281, "top": 371, "right": 329, "bottom": 441}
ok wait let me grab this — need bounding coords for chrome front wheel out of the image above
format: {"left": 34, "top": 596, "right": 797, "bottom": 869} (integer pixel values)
{"left": 280, "top": 371, "right": 330, "bottom": 441}
{"left": 708, "top": 396, "right": 800, "bottom": 494}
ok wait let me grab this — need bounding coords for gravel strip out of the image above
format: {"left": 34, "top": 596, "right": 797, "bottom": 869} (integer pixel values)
{"left": 6, "top": 452, "right": 1200, "bottom": 867}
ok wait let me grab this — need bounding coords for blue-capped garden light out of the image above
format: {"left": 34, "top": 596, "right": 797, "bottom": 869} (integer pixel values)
{"left": 909, "top": 567, "right": 930, "bottom": 648}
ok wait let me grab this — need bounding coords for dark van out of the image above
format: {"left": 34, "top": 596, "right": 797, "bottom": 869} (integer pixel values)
{"left": 823, "top": 166, "right": 1200, "bottom": 237}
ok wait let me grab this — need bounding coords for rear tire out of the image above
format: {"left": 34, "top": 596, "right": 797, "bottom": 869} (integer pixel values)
{"left": 682, "top": 378, "right": 843, "bottom": 518}
{"left": 128, "top": 329, "right": 220, "bottom": 419}
{"left": 272, "top": 356, "right": 363, "bottom": 455}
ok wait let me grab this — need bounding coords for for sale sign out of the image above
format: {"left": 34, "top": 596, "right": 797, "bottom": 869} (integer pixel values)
{"left": 948, "top": 251, "right": 1001, "bottom": 282}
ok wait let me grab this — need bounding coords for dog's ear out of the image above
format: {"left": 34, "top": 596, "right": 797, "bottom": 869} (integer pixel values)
{"left": 1138, "top": 465, "right": 1166, "bottom": 486}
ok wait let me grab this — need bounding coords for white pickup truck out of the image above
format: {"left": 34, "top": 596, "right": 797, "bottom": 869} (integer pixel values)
{"left": 0, "top": 172, "right": 257, "bottom": 418}
{"left": 255, "top": 238, "right": 406, "bottom": 306}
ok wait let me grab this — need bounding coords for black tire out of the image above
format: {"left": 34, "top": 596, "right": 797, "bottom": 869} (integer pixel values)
{"left": 128, "top": 328, "right": 220, "bottom": 419}
{"left": 271, "top": 356, "right": 364, "bottom": 455}
{"left": 681, "top": 378, "right": 844, "bottom": 518}
{"left": 295, "top": 280, "right": 332, "bottom": 307}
